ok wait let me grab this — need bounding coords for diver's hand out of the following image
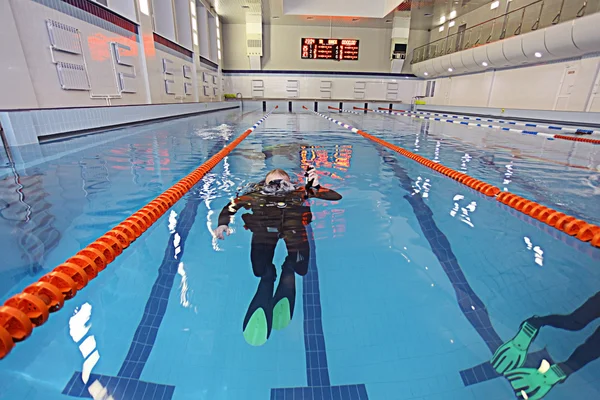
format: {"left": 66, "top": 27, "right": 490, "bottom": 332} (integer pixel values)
{"left": 215, "top": 225, "right": 231, "bottom": 240}
{"left": 491, "top": 321, "right": 538, "bottom": 374}
{"left": 306, "top": 168, "right": 320, "bottom": 187}
{"left": 505, "top": 361, "right": 566, "bottom": 400}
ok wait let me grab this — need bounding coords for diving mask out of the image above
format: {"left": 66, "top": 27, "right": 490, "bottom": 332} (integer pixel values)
{"left": 261, "top": 179, "right": 297, "bottom": 195}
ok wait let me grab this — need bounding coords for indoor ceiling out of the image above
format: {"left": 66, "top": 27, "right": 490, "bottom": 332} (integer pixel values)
{"left": 409, "top": 0, "right": 493, "bottom": 30}
{"left": 211, "top": 0, "right": 399, "bottom": 27}
{"left": 210, "top": 0, "right": 493, "bottom": 30}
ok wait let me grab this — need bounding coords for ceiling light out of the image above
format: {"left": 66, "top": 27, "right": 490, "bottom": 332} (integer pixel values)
{"left": 490, "top": 1, "right": 500, "bottom": 9}
{"left": 424, "top": 72, "right": 429, "bottom": 76}
{"left": 448, "top": 68, "right": 453, "bottom": 72}
{"left": 482, "top": 61, "right": 488, "bottom": 66}
{"left": 439, "top": 26, "right": 444, "bottom": 32}
{"left": 440, "top": 16, "right": 446, "bottom": 24}
{"left": 449, "top": 21, "right": 455, "bottom": 27}
{"left": 449, "top": 10, "right": 457, "bottom": 19}
{"left": 534, "top": 52, "right": 542, "bottom": 58}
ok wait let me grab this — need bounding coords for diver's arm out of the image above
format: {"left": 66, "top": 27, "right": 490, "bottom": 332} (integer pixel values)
{"left": 217, "top": 196, "right": 251, "bottom": 226}
{"left": 304, "top": 168, "right": 342, "bottom": 200}
{"left": 306, "top": 187, "right": 342, "bottom": 201}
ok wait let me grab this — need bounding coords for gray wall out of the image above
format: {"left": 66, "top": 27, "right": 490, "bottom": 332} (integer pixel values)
{"left": 223, "top": 24, "right": 393, "bottom": 72}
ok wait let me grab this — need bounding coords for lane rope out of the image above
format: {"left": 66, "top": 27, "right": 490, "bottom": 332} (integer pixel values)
{"left": 0, "top": 107, "right": 278, "bottom": 360}
{"left": 372, "top": 107, "right": 600, "bottom": 145}
{"left": 304, "top": 106, "right": 600, "bottom": 249}
{"left": 381, "top": 108, "right": 599, "bottom": 136}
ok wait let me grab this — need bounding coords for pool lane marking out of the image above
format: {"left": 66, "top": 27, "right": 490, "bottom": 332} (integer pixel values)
{"left": 61, "top": 140, "right": 229, "bottom": 400}
{"left": 382, "top": 108, "right": 598, "bottom": 136}
{"left": 61, "top": 111, "right": 278, "bottom": 399}
{"left": 270, "top": 225, "right": 369, "bottom": 399}
{"left": 1, "top": 108, "right": 277, "bottom": 361}
{"left": 375, "top": 147, "right": 555, "bottom": 387}
{"left": 313, "top": 107, "right": 600, "bottom": 249}
{"left": 305, "top": 108, "right": 564, "bottom": 386}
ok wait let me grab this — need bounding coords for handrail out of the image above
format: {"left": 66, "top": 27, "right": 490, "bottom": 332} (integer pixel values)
{"left": 413, "top": 0, "right": 544, "bottom": 62}
{"left": 0, "top": 107, "right": 278, "bottom": 360}
{"left": 411, "top": 0, "right": 592, "bottom": 65}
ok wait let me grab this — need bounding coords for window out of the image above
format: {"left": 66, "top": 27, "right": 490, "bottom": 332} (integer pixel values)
{"left": 425, "top": 81, "right": 432, "bottom": 97}
{"left": 431, "top": 81, "right": 436, "bottom": 97}
{"left": 394, "top": 43, "right": 407, "bottom": 53}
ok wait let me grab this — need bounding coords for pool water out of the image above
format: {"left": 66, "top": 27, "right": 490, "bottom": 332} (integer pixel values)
{"left": 0, "top": 106, "right": 599, "bottom": 400}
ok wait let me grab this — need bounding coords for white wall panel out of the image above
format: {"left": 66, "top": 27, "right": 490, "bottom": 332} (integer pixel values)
{"left": 225, "top": 74, "right": 418, "bottom": 103}
{"left": 446, "top": 72, "right": 494, "bottom": 107}
{"left": 421, "top": 55, "right": 600, "bottom": 112}
{"left": 8, "top": 0, "right": 148, "bottom": 108}
{"left": 152, "top": 0, "right": 176, "bottom": 42}
{"left": 488, "top": 62, "right": 567, "bottom": 109}
{"left": 0, "top": 1, "right": 38, "bottom": 109}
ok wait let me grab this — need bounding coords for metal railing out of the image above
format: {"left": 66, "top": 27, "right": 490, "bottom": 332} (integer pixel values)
{"left": 411, "top": 0, "right": 600, "bottom": 64}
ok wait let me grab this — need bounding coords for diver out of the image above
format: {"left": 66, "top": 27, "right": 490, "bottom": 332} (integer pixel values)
{"left": 214, "top": 167, "right": 342, "bottom": 346}
{"left": 491, "top": 291, "right": 600, "bottom": 399}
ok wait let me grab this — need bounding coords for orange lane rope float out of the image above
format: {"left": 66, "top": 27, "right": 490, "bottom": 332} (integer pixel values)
{"left": 304, "top": 106, "right": 600, "bottom": 249}
{"left": 0, "top": 107, "right": 277, "bottom": 360}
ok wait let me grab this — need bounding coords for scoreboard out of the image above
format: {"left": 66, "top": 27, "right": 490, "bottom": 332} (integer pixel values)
{"left": 301, "top": 38, "right": 359, "bottom": 61}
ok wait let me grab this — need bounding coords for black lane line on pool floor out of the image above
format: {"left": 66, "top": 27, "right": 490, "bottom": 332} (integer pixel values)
{"left": 62, "top": 139, "right": 227, "bottom": 400}
{"left": 349, "top": 110, "right": 599, "bottom": 256}
{"left": 377, "top": 146, "right": 554, "bottom": 388}
{"left": 270, "top": 223, "right": 369, "bottom": 400}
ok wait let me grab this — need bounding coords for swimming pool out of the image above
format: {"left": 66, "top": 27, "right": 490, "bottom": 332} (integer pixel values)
{"left": 0, "top": 105, "right": 599, "bottom": 400}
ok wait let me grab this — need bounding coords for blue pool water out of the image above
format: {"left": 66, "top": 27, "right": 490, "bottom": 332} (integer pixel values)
{"left": 0, "top": 106, "right": 599, "bottom": 400}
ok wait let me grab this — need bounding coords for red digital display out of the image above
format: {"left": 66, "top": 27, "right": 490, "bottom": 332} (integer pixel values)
{"left": 301, "top": 38, "right": 359, "bottom": 61}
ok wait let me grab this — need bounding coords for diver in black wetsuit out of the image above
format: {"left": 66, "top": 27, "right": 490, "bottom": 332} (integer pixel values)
{"left": 491, "top": 291, "right": 600, "bottom": 399}
{"left": 214, "top": 168, "right": 342, "bottom": 346}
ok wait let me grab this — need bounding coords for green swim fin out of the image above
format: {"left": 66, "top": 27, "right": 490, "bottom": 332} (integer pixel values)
{"left": 243, "top": 308, "right": 269, "bottom": 346}
{"left": 491, "top": 321, "right": 538, "bottom": 374}
{"left": 273, "top": 298, "right": 291, "bottom": 330}
{"left": 243, "top": 273, "right": 275, "bottom": 346}
{"left": 505, "top": 361, "right": 566, "bottom": 400}
{"left": 272, "top": 267, "right": 296, "bottom": 331}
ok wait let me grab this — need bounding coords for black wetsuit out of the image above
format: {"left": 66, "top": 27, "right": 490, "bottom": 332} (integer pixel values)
{"left": 218, "top": 186, "right": 342, "bottom": 278}
{"left": 527, "top": 291, "right": 600, "bottom": 376}
{"left": 218, "top": 185, "right": 342, "bottom": 343}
